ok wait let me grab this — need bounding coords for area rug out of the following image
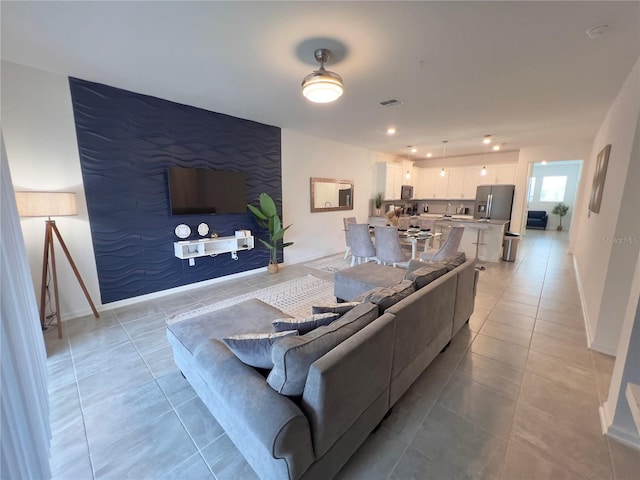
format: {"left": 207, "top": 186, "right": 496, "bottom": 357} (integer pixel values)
{"left": 168, "top": 274, "right": 335, "bottom": 324}
{"left": 304, "top": 253, "right": 359, "bottom": 273}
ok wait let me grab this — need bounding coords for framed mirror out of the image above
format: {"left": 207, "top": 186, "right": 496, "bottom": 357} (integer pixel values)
{"left": 310, "top": 177, "right": 354, "bottom": 213}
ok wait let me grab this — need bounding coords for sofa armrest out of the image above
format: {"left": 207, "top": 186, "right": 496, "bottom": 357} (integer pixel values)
{"left": 194, "top": 339, "right": 314, "bottom": 480}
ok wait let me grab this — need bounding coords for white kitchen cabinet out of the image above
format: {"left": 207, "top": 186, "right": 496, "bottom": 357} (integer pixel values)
{"left": 377, "top": 163, "right": 404, "bottom": 199}
{"left": 447, "top": 168, "right": 465, "bottom": 199}
{"left": 463, "top": 167, "right": 481, "bottom": 199}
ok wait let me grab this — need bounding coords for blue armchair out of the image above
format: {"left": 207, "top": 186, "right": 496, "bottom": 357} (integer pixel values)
{"left": 527, "top": 210, "right": 548, "bottom": 230}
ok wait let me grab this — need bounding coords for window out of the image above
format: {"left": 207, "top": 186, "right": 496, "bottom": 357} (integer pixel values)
{"left": 540, "top": 176, "right": 567, "bottom": 202}
{"left": 528, "top": 177, "right": 536, "bottom": 202}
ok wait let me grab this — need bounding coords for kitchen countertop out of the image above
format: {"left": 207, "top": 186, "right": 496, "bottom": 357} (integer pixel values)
{"left": 400, "top": 214, "right": 508, "bottom": 225}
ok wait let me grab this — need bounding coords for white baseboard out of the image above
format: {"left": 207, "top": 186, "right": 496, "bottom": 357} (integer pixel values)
{"left": 63, "top": 250, "right": 345, "bottom": 321}
{"left": 572, "top": 257, "right": 619, "bottom": 356}
{"left": 573, "top": 256, "right": 594, "bottom": 345}
{"left": 63, "top": 266, "right": 265, "bottom": 321}
{"left": 600, "top": 403, "right": 640, "bottom": 451}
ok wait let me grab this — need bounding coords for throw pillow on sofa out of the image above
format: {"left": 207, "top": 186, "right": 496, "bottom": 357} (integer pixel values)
{"left": 404, "top": 263, "right": 448, "bottom": 289}
{"left": 267, "top": 302, "right": 379, "bottom": 396}
{"left": 223, "top": 330, "right": 298, "bottom": 369}
{"left": 311, "top": 302, "right": 360, "bottom": 316}
{"left": 272, "top": 312, "right": 340, "bottom": 335}
{"left": 362, "top": 279, "right": 415, "bottom": 314}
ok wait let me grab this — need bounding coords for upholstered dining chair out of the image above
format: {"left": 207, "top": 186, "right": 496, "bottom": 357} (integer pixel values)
{"left": 374, "top": 226, "right": 412, "bottom": 268}
{"left": 349, "top": 224, "right": 377, "bottom": 266}
{"left": 420, "top": 226, "right": 464, "bottom": 262}
{"left": 343, "top": 216, "right": 357, "bottom": 259}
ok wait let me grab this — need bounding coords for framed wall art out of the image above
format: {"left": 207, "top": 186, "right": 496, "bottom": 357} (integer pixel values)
{"left": 588, "top": 144, "right": 611, "bottom": 214}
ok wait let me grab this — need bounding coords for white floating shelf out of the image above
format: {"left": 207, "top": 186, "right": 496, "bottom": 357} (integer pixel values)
{"left": 174, "top": 235, "right": 254, "bottom": 260}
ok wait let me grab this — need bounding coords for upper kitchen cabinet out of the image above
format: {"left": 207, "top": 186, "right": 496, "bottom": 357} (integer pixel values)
{"left": 418, "top": 168, "right": 447, "bottom": 198}
{"left": 478, "top": 165, "right": 516, "bottom": 185}
{"left": 377, "top": 162, "right": 404, "bottom": 199}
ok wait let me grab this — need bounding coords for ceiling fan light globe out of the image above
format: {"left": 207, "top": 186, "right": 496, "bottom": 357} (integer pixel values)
{"left": 302, "top": 70, "right": 344, "bottom": 103}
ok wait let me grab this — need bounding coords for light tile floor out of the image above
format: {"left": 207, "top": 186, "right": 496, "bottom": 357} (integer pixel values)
{"left": 45, "top": 230, "right": 639, "bottom": 479}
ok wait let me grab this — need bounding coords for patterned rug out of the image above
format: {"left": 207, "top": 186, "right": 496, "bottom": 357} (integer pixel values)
{"left": 168, "top": 274, "right": 335, "bottom": 324}
{"left": 304, "top": 253, "right": 357, "bottom": 273}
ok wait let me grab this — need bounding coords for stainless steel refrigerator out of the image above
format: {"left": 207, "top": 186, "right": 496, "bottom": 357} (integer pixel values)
{"left": 474, "top": 185, "right": 515, "bottom": 220}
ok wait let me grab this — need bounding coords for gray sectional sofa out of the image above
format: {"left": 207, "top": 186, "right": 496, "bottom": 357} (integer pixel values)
{"left": 166, "top": 255, "right": 477, "bottom": 480}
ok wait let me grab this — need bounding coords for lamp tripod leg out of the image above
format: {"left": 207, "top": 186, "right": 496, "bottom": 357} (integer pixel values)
{"left": 50, "top": 222, "right": 100, "bottom": 320}
{"left": 39, "top": 222, "right": 52, "bottom": 330}
{"left": 48, "top": 226, "right": 63, "bottom": 339}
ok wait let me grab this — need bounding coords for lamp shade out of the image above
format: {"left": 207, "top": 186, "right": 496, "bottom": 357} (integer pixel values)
{"left": 15, "top": 191, "right": 78, "bottom": 217}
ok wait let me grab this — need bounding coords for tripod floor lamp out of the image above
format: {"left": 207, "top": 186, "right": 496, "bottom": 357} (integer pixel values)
{"left": 15, "top": 191, "right": 99, "bottom": 338}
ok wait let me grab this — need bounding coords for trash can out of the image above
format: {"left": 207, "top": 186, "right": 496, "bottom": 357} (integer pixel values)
{"left": 502, "top": 232, "right": 521, "bottom": 262}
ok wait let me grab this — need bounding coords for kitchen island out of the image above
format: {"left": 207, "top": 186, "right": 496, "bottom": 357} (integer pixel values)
{"left": 434, "top": 217, "right": 509, "bottom": 262}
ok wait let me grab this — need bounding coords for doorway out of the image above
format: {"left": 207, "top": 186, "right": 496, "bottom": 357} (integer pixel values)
{"left": 525, "top": 160, "right": 583, "bottom": 233}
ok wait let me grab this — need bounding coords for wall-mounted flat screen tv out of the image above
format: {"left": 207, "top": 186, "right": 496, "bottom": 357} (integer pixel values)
{"left": 168, "top": 167, "right": 247, "bottom": 215}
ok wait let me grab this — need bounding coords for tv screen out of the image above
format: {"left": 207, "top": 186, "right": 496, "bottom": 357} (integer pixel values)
{"left": 168, "top": 167, "right": 247, "bottom": 215}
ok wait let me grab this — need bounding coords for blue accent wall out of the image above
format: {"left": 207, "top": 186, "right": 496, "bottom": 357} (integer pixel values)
{"left": 69, "top": 78, "right": 282, "bottom": 303}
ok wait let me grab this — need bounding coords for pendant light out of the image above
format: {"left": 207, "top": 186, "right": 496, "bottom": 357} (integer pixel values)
{"left": 440, "top": 140, "right": 448, "bottom": 177}
{"left": 301, "top": 49, "right": 344, "bottom": 103}
{"left": 481, "top": 141, "right": 488, "bottom": 176}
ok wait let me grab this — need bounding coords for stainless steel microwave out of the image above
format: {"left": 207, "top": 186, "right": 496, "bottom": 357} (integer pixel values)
{"left": 401, "top": 185, "right": 413, "bottom": 199}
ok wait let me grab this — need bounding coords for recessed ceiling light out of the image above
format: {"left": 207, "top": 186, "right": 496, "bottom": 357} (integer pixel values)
{"left": 483, "top": 135, "right": 492, "bottom": 145}
{"left": 387, "top": 127, "right": 396, "bottom": 135}
{"left": 492, "top": 145, "right": 500, "bottom": 151}
{"left": 411, "top": 147, "right": 417, "bottom": 153}
{"left": 426, "top": 153, "right": 432, "bottom": 158}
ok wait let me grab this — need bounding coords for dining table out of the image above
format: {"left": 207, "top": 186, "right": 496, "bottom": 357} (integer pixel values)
{"left": 369, "top": 226, "right": 442, "bottom": 260}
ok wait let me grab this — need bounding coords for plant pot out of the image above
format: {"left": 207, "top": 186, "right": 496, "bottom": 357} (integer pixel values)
{"left": 374, "top": 208, "right": 382, "bottom": 217}
{"left": 267, "top": 262, "right": 280, "bottom": 274}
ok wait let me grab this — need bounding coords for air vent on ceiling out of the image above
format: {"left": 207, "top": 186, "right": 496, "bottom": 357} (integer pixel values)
{"left": 380, "top": 98, "right": 403, "bottom": 107}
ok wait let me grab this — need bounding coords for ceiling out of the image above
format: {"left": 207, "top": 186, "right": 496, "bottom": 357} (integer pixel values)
{"left": 2, "top": 1, "right": 638, "bottom": 161}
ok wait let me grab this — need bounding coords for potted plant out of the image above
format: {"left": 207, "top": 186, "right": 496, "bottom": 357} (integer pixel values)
{"left": 247, "top": 193, "right": 293, "bottom": 273}
{"left": 552, "top": 202, "right": 570, "bottom": 231}
{"left": 374, "top": 192, "right": 384, "bottom": 216}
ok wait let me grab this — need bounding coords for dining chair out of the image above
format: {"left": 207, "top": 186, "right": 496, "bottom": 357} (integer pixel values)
{"left": 342, "top": 216, "right": 357, "bottom": 259}
{"left": 420, "top": 226, "right": 464, "bottom": 262}
{"left": 374, "top": 226, "right": 411, "bottom": 268}
{"left": 349, "top": 224, "right": 377, "bottom": 266}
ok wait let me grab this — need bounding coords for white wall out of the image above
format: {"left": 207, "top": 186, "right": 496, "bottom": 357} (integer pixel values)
{"left": 511, "top": 143, "right": 591, "bottom": 234}
{"left": 1, "top": 61, "right": 390, "bottom": 318}
{"left": 528, "top": 161, "right": 582, "bottom": 232}
{"left": 573, "top": 57, "right": 640, "bottom": 355}
{"left": 1, "top": 61, "right": 102, "bottom": 319}
{"left": 282, "top": 129, "right": 393, "bottom": 264}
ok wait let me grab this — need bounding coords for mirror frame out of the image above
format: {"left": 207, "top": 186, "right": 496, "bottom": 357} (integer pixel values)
{"left": 310, "top": 177, "right": 354, "bottom": 213}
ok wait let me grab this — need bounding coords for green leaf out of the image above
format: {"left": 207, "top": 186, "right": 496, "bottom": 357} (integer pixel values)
{"left": 282, "top": 242, "right": 294, "bottom": 248}
{"left": 257, "top": 238, "right": 275, "bottom": 251}
{"left": 259, "top": 193, "right": 277, "bottom": 218}
{"left": 247, "top": 203, "right": 267, "bottom": 220}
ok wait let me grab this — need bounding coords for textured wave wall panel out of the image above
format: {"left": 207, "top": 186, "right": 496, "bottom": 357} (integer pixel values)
{"left": 69, "top": 78, "right": 282, "bottom": 303}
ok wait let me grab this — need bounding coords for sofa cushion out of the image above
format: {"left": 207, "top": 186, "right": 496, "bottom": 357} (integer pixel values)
{"left": 272, "top": 313, "right": 340, "bottom": 335}
{"left": 311, "top": 302, "right": 360, "bottom": 316}
{"left": 404, "top": 263, "right": 449, "bottom": 289}
{"left": 267, "top": 302, "right": 379, "bottom": 396}
{"left": 223, "top": 330, "right": 298, "bottom": 369}
{"left": 437, "top": 252, "right": 467, "bottom": 271}
{"left": 362, "top": 279, "right": 415, "bottom": 314}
